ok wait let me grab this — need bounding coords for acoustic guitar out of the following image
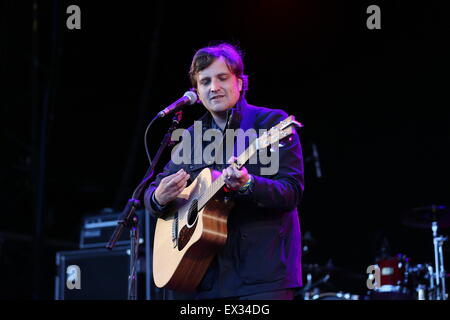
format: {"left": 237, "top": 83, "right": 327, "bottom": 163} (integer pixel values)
{"left": 153, "top": 115, "right": 302, "bottom": 291}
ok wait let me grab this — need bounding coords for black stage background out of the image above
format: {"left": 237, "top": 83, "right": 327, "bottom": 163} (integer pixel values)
{"left": 1, "top": 0, "right": 449, "bottom": 299}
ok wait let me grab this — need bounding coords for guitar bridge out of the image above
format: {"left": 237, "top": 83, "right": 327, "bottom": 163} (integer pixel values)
{"left": 172, "top": 212, "right": 178, "bottom": 248}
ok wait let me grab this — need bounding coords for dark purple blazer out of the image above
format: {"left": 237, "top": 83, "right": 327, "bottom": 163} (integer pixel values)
{"left": 144, "top": 98, "right": 304, "bottom": 299}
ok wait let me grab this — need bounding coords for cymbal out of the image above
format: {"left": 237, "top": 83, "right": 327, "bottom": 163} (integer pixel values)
{"left": 402, "top": 205, "right": 450, "bottom": 229}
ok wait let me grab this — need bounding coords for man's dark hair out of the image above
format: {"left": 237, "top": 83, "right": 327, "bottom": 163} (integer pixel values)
{"left": 189, "top": 43, "right": 249, "bottom": 97}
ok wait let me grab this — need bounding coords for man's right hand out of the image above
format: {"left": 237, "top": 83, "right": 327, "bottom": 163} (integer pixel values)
{"left": 154, "top": 169, "right": 190, "bottom": 206}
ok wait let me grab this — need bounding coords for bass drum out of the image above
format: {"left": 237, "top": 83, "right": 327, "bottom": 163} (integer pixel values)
{"left": 312, "top": 292, "right": 360, "bottom": 300}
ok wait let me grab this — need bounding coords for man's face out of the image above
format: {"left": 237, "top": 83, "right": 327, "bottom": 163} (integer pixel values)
{"left": 196, "top": 56, "right": 243, "bottom": 117}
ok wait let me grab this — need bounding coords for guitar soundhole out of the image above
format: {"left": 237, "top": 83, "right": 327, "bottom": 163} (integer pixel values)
{"left": 177, "top": 199, "right": 199, "bottom": 251}
{"left": 187, "top": 199, "right": 198, "bottom": 227}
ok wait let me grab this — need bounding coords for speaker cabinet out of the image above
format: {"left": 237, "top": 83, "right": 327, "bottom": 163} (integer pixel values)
{"left": 55, "top": 246, "right": 144, "bottom": 300}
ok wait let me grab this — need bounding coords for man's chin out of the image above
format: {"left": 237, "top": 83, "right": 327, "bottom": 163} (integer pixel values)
{"left": 207, "top": 103, "right": 232, "bottom": 114}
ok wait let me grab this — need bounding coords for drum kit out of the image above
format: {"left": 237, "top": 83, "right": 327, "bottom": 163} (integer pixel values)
{"left": 299, "top": 205, "right": 449, "bottom": 300}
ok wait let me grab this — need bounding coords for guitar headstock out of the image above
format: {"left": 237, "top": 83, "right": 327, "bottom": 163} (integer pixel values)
{"left": 257, "top": 115, "right": 303, "bottom": 150}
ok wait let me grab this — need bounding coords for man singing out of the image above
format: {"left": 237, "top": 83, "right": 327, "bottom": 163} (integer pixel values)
{"left": 144, "top": 43, "right": 304, "bottom": 300}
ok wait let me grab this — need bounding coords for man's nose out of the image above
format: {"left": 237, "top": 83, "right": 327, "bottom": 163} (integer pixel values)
{"left": 210, "top": 78, "right": 221, "bottom": 92}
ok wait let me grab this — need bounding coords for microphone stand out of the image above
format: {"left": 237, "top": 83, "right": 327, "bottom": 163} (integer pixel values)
{"left": 107, "top": 111, "right": 183, "bottom": 300}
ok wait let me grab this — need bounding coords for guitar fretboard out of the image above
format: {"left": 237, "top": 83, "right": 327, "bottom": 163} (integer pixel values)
{"left": 197, "top": 137, "right": 260, "bottom": 209}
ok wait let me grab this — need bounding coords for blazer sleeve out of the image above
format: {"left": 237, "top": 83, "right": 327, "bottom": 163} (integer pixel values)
{"left": 241, "top": 109, "right": 304, "bottom": 211}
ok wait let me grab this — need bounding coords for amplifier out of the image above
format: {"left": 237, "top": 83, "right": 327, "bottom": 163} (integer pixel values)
{"left": 55, "top": 246, "right": 145, "bottom": 300}
{"left": 79, "top": 209, "right": 145, "bottom": 249}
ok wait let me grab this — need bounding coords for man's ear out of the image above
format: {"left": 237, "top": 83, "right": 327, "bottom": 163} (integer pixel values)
{"left": 238, "top": 78, "right": 243, "bottom": 92}
{"left": 193, "top": 87, "right": 201, "bottom": 102}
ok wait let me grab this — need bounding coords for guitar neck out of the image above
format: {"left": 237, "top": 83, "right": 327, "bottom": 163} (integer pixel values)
{"left": 196, "top": 115, "right": 300, "bottom": 209}
{"left": 197, "top": 139, "right": 259, "bottom": 209}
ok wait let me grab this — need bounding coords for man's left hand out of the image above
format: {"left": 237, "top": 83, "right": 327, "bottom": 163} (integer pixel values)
{"left": 222, "top": 156, "right": 250, "bottom": 191}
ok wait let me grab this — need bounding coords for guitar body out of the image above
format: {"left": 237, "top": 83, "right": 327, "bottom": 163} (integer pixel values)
{"left": 153, "top": 167, "right": 233, "bottom": 292}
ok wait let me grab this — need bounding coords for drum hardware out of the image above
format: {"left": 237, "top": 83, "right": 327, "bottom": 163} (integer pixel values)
{"left": 416, "top": 284, "right": 426, "bottom": 300}
{"left": 311, "top": 292, "right": 360, "bottom": 300}
{"left": 427, "top": 265, "right": 436, "bottom": 300}
{"left": 432, "top": 221, "right": 448, "bottom": 300}
{"left": 367, "top": 255, "right": 447, "bottom": 300}
{"left": 302, "top": 273, "right": 331, "bottom": 300}
{"left": 402, "top": 204, "right": 449, "bottom": 300}
{"left": 301, "top": 263, "right": 363, "bottom": 300}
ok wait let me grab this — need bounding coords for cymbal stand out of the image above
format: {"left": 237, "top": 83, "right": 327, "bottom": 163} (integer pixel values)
{"left": 431, "top": 221, "right": 448, "bottom": 300}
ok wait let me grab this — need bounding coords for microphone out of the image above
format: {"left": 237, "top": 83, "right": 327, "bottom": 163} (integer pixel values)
{"left": 157, "top": 91, "right": 198, "bottom": 118}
